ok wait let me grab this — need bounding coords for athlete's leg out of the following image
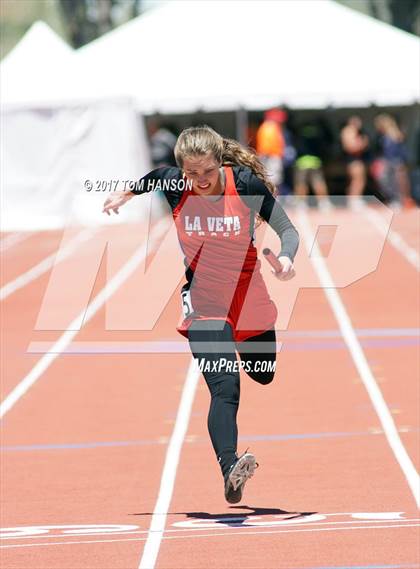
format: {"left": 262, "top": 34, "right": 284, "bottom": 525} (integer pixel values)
{"left": 293, "top": 168, "right": 309, "bottom": 210}
{"left": 347, "top": 159, "right": 366, "bottom": 197}
{"left": 236, "top": 328, "right": 277, "bottom": 385}
{"left": 311, "top": 170, "right": 329, "bottom": 198}
{"left": 188, "top": 319, "right": 240, "bottom": 477}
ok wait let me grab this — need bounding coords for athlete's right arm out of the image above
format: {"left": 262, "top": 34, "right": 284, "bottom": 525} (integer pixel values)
{"left": 102, "top": 167, "right": 175, "bottom": 216}
{"left": 102, "top": 190, "right": 135, "bottom": 216}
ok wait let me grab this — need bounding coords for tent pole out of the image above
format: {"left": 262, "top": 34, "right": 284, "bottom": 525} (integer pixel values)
{"left": 236, "top": 107, "right": 248, "bottom": 145}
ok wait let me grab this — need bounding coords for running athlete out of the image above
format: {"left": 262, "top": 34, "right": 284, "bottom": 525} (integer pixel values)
{"left": 103, "top": 126, "right": 299, "bottom": 503}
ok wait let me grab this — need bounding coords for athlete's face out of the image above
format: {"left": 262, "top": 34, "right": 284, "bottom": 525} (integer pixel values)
{"left": 349, "top": 115, "right": 362, "bottom": 129}
{"left": 182, "top": 154, "right": 222, "bottom": 196}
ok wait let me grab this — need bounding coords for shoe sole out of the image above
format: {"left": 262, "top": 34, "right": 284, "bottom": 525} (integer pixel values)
{"left": 229, "top": 453, "right": 257, "bottom": 492}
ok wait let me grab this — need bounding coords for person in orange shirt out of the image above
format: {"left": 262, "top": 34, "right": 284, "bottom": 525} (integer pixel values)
{"left": 256, "top": 109, "right": 286, "bottom": 191}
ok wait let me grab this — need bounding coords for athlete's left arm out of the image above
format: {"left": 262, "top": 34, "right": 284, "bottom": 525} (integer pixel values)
{"left": 247, "top": 174, "right": 300, "bottom": 263}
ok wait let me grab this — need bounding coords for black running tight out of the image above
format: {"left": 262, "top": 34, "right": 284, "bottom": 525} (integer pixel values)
{"left": 187, "top": 320, "right": 277, "bottom": 477}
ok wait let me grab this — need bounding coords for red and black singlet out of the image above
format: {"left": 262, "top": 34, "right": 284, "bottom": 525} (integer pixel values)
{"left": 130, "top": 164, "right": 299, "bottom": 340}
{"left": 173, "top": 166, "right": 258, "bottom": 286}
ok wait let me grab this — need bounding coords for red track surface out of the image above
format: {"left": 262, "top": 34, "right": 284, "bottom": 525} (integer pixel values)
{"left": 1, "top": 208, "right": 419, "bottom": 569}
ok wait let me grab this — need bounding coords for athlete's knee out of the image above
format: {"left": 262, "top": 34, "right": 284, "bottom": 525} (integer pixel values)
{"left": 247, "top": 369, "right": 275, "bottom": 385}
{"left": 241, "top": 356, "right": 276, "bottom": 385}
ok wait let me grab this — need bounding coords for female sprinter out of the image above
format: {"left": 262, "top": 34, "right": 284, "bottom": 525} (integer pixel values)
{"left": 103, "top": 126, "right": 299, "bottom": 504}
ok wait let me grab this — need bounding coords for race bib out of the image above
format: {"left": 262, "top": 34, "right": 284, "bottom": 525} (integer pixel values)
{"left": 181, "top": 289, "right": 193, "bottom": 318}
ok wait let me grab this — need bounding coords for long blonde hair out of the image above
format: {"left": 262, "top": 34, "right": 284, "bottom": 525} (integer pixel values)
{"left": 174, "top": 125, "right": 276, "bottom": 224}
{"left": 374, "top": 113, "right": 403, "bottom": 142}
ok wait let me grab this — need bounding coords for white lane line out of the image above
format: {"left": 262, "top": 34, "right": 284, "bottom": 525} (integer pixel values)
{"left": 364, "top": 207, "right": 420, "bottom": 271}
{"left": 2, "top": 523, "right": 419, "bottom": 548}
{"left": 298, "top": 210, "right": 420, "bottom": 508}
{"left": 0, "top": 219, "right": 168, "bottom": 420}
{"left": 0, "top": 228, "right": 97, "bottom": 301}
{"left": 137, "top": 358, "right": 200, "bottom": 569}
{"left": 3, "top": 517, "right": 420, "bottom": 540}
{"left": 0, "top": 232, "right": 34, "bottom": 252}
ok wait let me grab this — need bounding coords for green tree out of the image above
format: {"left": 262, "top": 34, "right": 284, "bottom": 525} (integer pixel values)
{"left": 388, "top": 0, "right": 420, "bottom": 35}
{"left": 58, "top": 0, "right": 142, "bottom": 48}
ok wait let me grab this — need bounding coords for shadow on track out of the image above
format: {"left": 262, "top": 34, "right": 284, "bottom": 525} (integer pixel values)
{"left": 131, "top": 506, "right": 317, "bottom": 527}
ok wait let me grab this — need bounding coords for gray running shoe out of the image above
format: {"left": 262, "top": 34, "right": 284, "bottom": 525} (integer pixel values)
{"left": 224, "top": 451, "right": 258, "bottom": 504}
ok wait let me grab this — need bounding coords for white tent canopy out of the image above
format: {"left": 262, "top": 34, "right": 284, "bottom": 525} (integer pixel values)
{"left": 78, "top": 0, "right": 420, "bottom": 113}
{"left": 0, "top": 20, "right": 132, "bottom": 108}
{"left": 1, "top": 22, "right": 153, "bottom": 231}
{"left": 1, "top": 21, "right": 75, "bottom": 107}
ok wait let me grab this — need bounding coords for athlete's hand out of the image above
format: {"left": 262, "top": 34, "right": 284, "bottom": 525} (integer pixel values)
{"left": 273, "top": 256, "right": 296, "bottom": 281}
{"left": 103, "top": 191, "right": 134, "bottom": 216}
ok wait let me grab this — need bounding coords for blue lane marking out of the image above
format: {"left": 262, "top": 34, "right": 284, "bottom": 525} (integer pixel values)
{"left": 291, "top": 565, "right": 419, "bottom": 569}
{"left": 238, "top": 432, "right": 370, "bottom": 442}
{"left": 291, "top": 328, "right": 420, "bottom": 338}
{"left": 277, "top": 338, "right": 419, "bottom": 351}
{"left": 2, "top": 429, "right": 417, "bottom": 452}
{"left": 27, "top": 337, "right": 419, "bottom": 355}
{"left": 0, "top": 440, "right": 155, "bottom": 451}
{"left": 26, "top": 328, "right": 420, "bottom": 355}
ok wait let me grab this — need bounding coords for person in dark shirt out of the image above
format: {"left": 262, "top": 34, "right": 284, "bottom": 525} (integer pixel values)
{"left": 293, "top": 118, "right": 333, "bottom": 211}
{"left": 103, "top": 125, "right": 299, "bottom": 504}
{"left": 148, "top": 118, "right": 178, "bottom": 168}
{"left": 373, "top": 113, "right": 415, "bottom": 209}
{"left": 340, "top": 116, "right": 370, "bottom": 211}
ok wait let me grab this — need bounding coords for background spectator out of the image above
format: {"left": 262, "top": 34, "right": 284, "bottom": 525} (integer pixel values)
{"left": 372, "top": 113, "right": 415, "bottom": 209}
{"left": 148, "top": 118, "right": 178, "bottom": 168}
{"left": 255, "top": 108, "right": 286, "bottom": 192}
{"left": 293, "top": 117, "right": 333, "bottom": 210}
{"left": 279, "top": 110, "right": 297, "bottom": 197}
{"left": 411, "top": 124, "right": 420, "bottom": 204}
{"left": 340, "top": 115, "right": 370, "bottom": 210}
